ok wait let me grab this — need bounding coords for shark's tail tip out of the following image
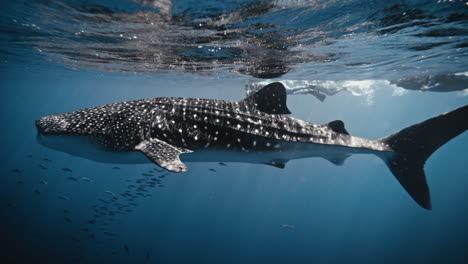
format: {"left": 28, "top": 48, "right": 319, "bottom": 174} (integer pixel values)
{"left": 380, "top": 104, "right": 467, "bottom": 209}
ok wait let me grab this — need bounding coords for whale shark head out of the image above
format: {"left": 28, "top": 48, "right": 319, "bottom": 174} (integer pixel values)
{"left": 36, "top": 114, "right": 71, "bottom": 135}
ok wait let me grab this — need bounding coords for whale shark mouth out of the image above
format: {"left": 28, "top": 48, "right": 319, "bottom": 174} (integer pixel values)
{"left": 36, "top": 115, "right": 71, "bottom": 135}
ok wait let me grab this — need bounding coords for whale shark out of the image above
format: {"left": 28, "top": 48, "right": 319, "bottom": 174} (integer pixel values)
{"left": 36, "top": 82, "right": 467, "bottom": 209}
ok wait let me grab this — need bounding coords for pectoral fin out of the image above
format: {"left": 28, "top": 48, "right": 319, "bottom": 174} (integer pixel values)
{"left": 264, "top": 160, "right": 287, "bottom": 169}
{"left": 324, "top": 155, "right": 350, "bottom": 166}
{"left": 135, "top": 138, "right": 193, "bottom": 172}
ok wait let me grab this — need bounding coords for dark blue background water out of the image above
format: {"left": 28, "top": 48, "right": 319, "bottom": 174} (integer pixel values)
{"left": 1, "top": 0, "right": 467, "bottom": 263}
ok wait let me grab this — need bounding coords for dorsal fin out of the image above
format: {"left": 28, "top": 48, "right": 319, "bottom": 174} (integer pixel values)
{"left": 326, "top": 120, "right": 349, "bottom": 135}
{"left": 243, "top": 82, "right": 291, "bottom": 115}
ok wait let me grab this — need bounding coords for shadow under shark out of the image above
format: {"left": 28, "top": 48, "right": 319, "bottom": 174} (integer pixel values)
{"left": 36, "top": 83, "right": 467, "bottom": 209}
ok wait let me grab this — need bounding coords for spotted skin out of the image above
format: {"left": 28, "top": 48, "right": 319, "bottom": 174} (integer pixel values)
{"left": 36, "top": 83, "right": 391, "bottom": 171}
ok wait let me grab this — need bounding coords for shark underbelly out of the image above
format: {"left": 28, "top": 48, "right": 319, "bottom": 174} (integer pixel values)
{"left": 182, "top": 140, "right": 392, "bottom": 165}
{"left": 36, "top": 132, "right": 391, "bottom": 166}
{"left": 36, "top": 134, "right": 149, "bottom": 164}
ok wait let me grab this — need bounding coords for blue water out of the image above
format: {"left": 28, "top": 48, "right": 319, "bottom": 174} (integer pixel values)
{"left": 1, "top": 0, "right": 467, "bottom": 263}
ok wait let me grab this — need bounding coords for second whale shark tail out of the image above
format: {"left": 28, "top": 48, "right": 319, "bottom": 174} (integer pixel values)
{"left": 379, "top": 105, "right": 468, "bottom": 210}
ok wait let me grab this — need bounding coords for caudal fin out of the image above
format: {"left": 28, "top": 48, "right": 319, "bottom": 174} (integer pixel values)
{"left": 379, "top": 105, "right": 468, "bottom": 209}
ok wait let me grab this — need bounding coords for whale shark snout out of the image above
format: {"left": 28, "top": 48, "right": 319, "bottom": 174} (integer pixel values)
{"left": 36, "top": 115, "right": 70, "bottom": 135}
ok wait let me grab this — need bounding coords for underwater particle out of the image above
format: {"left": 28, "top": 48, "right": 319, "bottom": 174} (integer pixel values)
{"left": 39, "top": 180, "right": 48, "bottom": 185}
{"left": 12, "top": 169, "right": 23, "bottom": 174}
{"left": 218, "top": 162, "right": 227, "bottom": 166}
{"left": 59, "top": 195, "right": 71, "bottom": 200}
{"left": 62, "top": 168, "right": 73, "bottom": 172}
{"left": 103, "top": 231, "right": 116, "bottom": 237}
{"left": 81, "top": 177, "right": 92, "bottom": 182}
{"left": 209, "top": 168, "right": 216, "bottom": 172}
{"left": 38, "top": 164, "right": 47, "bottom": 170}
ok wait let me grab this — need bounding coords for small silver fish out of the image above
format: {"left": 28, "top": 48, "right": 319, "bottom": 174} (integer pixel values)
{"left": 59, "top": 195, "right": 71, "bottom": 200}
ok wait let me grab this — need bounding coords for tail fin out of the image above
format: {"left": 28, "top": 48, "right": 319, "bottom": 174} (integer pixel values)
{"left": 379, "top": 105, "right": 468, "bottom": 210}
